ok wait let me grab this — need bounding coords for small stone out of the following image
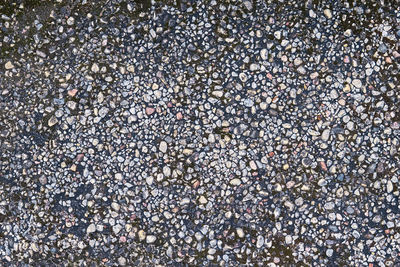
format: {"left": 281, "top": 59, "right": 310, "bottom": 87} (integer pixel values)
{"left": 67, "top": 16, "right": 75, "bottom": 25}
{"left": 48, "top": 116, "right": 58, "bottom": 127}
{"left": 138, "top": 230, "right": 146, "bottom": 241}
{"left": 159, "top": 141, "right": 168, "bottom": 153}
{"left": 324, "top": 9, "right": 332, "bottom": 19}
{"left": 31, "top": 243, "right": 39, "bottom": 252}
{"left": 113, "top": 224, "right": 122, "bottom": 234}
{"left": 87, "top": 224, "right": 96, "bottom": 234}
{"left": 325, "top": 202, "right": 335, "bottom": 210}
{"left": 250, "top": 63, "right": 259, "bottom": 71}
{"left": 285, "top": 235, "right": 292, "bottom": 245}
{"left": 68, "top": 89, "right": 78, "bottom": 97}
{"left": 5, "top": 61, "right": 14, "bottom": 70}
{"left": 243, "top": 0, "right": 252, "bottom": 10}
{"left": 115, "top": 173, "right": 123, "bottom": 181}
{"left": 146, "top": 176, "right": 154, "bottom": 185}
{"left": 39, "top": 175, "right": 47, "bottom": 185}
{"left": 321, "top": 129, "right": 330, "bottom": 141}
{"left": 260, "top": 49, "right": 268, "bottom": 60}
{"left": 309, "top": 9, "right": 316, "bottom": 18}
{"left": 352, "top": 79, "right": 362, "bottom": 88}
{"left": 163, "top": 166, "right": 171, "bottom": 177}
{"left": 387, "top": 181, "right": 393, "bottom": 193}
{"left": 344, "top": 29, "right": 352, "bottom": 37}
{"left": 236, "top": 228, "right": 245, "bottom": 238}
{"left": 330, "top": 89, "right": 338, "bottom": 99}
{"left": 146, "top": 235, "right": 156, "bottom": 243}
{"left": 326, "top": 249, "right": 333, "bottom": 257}
{"left": 212, "top": 91, "right": 223, "bottom": 98}
{"left": 146, "top": 107, "right": 155, "bottom": 115}
{"left": 91, "top": 63, "right": 99, "bottom": 73}
{"left": 274, "top": 30, "right": 281, "bottom": 40}
{"left": 256, "top": 235, "right": 264, "bottom": 248}
{"left": 297, "top": 66, "right": 306, "bottom": 75}
{"left": 343, "top": 84, "right": 351, "bottom": 93}
{"left": 99, "top": 107, "right": 109, "bottom": 118}
{"left": 244, "top": 98, "right": 254, "bottom": 107}
{"left": 176, "top": 112, "right": 183, "bottom": 120}
{"left": 347, "top": 121, "right": 354, "bottom": 131}
{"left": 230, "top": 178, "right": 241, "bottom": 186}
{"left": 199, "top": 196, "right": 208, "bottom": 204}
{"left": 111, "top": 202, "right": 120, "bottom": 211}
{"left": 183, "top": 148, "right": 193, "bottom": 155}
{"left": 118, "top": 257, "right": 126, "bottom": 266}
{"left": 249, "top": 161, "right": 257, "bottom": 170}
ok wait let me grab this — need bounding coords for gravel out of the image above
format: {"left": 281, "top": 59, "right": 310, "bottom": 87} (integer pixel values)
{"left": 1, "top": 0, "right": 399, "bottom": 266}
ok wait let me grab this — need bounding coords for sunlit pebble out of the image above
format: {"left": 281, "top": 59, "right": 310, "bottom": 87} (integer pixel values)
{"left": 344, "top": 56, "right": 350, "bottom": 63}
{"left": 176, "top": 112, "right": 183, "bottom": 120}
{"left": 120, "top": 236, "right": 127, "bottom": 243}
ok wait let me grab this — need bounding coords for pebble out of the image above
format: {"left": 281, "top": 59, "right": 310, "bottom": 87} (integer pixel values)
{"left": 159, "top": 141, "right": 168, "bottom": 153}
{"left": 146, "top": 107, "right": 155, "bottom": 115}
{"left": 48, "top": 116, "right": 58, "bottom": 127}
{"left": 5, "top": 61, "right": 14, "bottom": 69}
{"left": 260, "top": 49, "right": 268, "bottom": 60}
{"left": 230, "top": 178, "right": 241, "bottom": 186}
{"left": 91, "top": 63, "right": 100, "bottom": 73}
{"left": 321, "top": 129, "right": 330, "bottom": 141}
{"left": 87, "top": 224, "right": 96, "bottom": 234}
{"left": 146, "top": 235, "right": 156, "bottom": 244}
{"left": 352, "top": 79, "right": 362, "bottom": 88}
{"left": 324, "top": 9, "right": 332, "bottom": 19}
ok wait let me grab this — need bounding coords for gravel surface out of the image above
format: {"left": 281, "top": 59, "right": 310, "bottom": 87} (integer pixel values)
{"left": 1, "top": 0, "right": 400, "bottom": 265}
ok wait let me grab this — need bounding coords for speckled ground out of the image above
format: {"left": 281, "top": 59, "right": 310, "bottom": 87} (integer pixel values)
{"left": 1, "top": 0, "right": 400, "bottom": 266}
